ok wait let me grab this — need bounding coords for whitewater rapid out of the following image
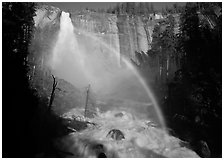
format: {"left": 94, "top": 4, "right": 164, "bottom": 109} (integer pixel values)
{"left": 55, "top": 108, "right": 199, "bottom": 158}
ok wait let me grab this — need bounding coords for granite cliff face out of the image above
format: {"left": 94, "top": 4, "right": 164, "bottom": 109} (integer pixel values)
{"left": 33, "top": 5, "right": 61, "bottom": 28}
{"left": 70, "top": 11, "right": 156, "bottom": 63}
{"left": 29, "top": 5, "right": 168, "bottom": 114}
{"left": 33, "top": 6, "right": 158, "bottom": 64}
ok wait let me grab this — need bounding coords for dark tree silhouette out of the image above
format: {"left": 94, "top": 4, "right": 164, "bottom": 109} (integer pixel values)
{"left": 3, "top": 3, "right": 69, "bottom": 157}
{"left": 3, "top": 2, "right": 38, "bottom": 157}
{"left": 48, "top": 75, "right": 58, "bottom": 111}
{"left": 165, "top": 2, "right": 222, "bottom": 157}
{"left": 131, "top": 2, "right": 221, "bottom": 157}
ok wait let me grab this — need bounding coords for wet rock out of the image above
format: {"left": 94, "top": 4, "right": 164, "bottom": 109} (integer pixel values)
{"left": 197, "top": 140, "right": 211, "bottom": 158}
{"left": 92, "top": 144, "right": 107, "bottom": 158}
{"left": 114, "top": 112, "right": 124, "bottom": 117}
{"left": 98, "top": 152, "right": 107, "bottom": 158}
{"left": 67, "top": 119, "right": 88, "bottom": 131}
{"left": 106, "top": 129, "right": 125, "bottom": 140}
{"left": 145, "top": 121, "right": 157, "bottom": 128}
{"left": 85, "top": 109, "right": 97, "bottom": 119}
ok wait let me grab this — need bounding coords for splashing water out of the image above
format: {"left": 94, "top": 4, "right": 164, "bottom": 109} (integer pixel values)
{"left": 72, "top": 27, "right": 166, "bottom": 130}
{"left": 57, "top": 108, "right": 199, "bottom": 158}
{"left": 50, "top": 11, "right": 166, "bottom": 130}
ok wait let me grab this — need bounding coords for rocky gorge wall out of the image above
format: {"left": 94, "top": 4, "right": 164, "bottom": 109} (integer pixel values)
{"left": 69, "top": 10, "right": 155, "bottom": 64}
{"left": 29, "top": 5, "right": 171, "bottom": 114}
{"left": 33, "top": 6, "right": 157, "bottom": 65}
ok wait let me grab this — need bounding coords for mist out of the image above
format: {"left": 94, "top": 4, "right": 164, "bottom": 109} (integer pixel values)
{"left": 48, "top": 11, "right": 165, "bottom": 128}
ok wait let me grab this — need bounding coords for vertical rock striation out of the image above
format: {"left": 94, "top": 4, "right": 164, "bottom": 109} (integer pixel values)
{"left": 29, "top": 6, "right": 166, "bottom": 114}
{"left": 33, "top": 6, "right": 156, "bottom": 67}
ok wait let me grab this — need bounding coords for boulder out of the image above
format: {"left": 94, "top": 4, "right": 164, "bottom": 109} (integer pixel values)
{"left": 114, "top": 112, "right": 124, "bottom": 118}
{"left": 106, "top": 129, "right": 125, "bottom": 141}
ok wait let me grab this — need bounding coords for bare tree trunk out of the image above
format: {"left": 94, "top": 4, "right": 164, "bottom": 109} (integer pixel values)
{"left": 48, "top": 75, "right": 57, "bottom": 111}
{"left": 84, "top": 84, "right": 91, "bottom": 118}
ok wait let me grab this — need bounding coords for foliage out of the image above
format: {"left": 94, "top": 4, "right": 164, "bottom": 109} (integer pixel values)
{"left": 106, "top": 2, "right": 184, "bottom": 16}
{"left": 106, "top": 2, "right": 156, "bottom": 16}
{"left": 132, "top": 2, "right": 221, "bottom": 157}
{"left": 2, "top": 3, "right": 72, "bottom": 157}
{"left": 3, "top": 2, "right": 38, "bottom": 157}
{"left": 165, "top": 2, "right": 222, "bottom": 157}
{"left": 161, "top": 3, "right": 184, "bottom": 15}
{"left": 134, "top": 13, "right": 178, "bottom": 85}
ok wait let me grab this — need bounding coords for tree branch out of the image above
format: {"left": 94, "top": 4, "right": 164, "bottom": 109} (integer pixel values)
{"left": 48, "top": 75, "right": 57, "bottom": 111}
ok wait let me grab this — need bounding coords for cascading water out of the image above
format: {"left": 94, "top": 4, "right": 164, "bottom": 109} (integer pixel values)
{"left": 50, "top": 12, "right": 88, "bottom": 87}
{"left": 50, "top": 11, "right": 166, "bottom": 130}
{"left": 45, "top": 11, "right": 200, "bottom": 158}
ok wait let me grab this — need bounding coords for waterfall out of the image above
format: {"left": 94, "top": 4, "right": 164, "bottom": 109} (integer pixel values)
{"left": 50, "top": 11, "right": 166, "bottom": 130}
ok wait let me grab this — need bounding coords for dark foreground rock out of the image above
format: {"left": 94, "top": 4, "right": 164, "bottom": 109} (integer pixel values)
{"left": 106, "top": 129, "right": 125, "bottom": 141}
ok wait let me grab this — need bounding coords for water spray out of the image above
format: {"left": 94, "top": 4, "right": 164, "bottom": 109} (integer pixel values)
{"left": 51, "top": 11, "right": 167, "bottom": 131}
{"left": 71, "top": 24, "right": 166, "bottom": 130}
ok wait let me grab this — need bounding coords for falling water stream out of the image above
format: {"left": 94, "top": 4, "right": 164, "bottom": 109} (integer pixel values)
{"left": 50, "top": 11, "right": 166, "bottom": 130}
{"left": 42, "top": 11, "right": 203, "bottom": 158}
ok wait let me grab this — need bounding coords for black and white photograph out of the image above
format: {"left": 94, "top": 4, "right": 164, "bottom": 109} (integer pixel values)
{"left": 2, "top": 1, "right": 222, "bottom": 158}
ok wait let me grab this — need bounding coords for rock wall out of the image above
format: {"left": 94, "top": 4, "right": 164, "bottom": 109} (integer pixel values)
{"left": 29, "top": 6, "right": 166, "bottom": 114}
{"left": 33, "top": 6, "right": 156, "bottom": 65}
{"left": 34, "top": 5, "right": 61, "bottom": 28}
{"left": 68, "top": 11, "right": 155, "bottom": 63}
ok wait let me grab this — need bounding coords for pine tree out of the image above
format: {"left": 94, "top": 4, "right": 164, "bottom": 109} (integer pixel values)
{"left": 3, "top": 2, "right": 39, "bottom": 157}
{"left": 167, "top": 3, "right": 222, "bottom": 157}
